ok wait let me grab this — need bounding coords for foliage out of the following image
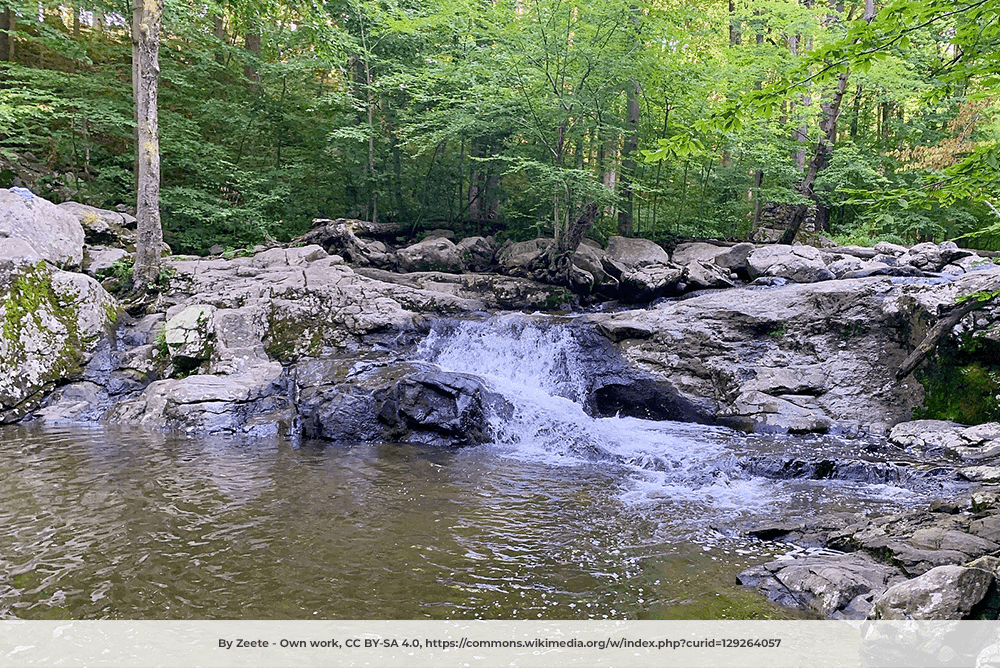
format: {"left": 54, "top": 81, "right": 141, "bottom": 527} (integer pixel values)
{"left": 0, "top": 0, "right": 998, "bottom": 251}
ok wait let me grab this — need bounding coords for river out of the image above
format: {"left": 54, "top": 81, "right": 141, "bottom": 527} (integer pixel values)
{"left": 0, "top": 316, "right": 965, "bottom": 620}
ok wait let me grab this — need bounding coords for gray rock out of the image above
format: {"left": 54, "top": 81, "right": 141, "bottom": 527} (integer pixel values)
{"left": 294, "top": 218, "right": 396, "bottom": 269}
{"left": 109, "top": 361, "right": 293, "bottom": 435}
{"left": 571, "top": 243, "right": 619, "bottom": 295}
{"left": 713, "top": 242, "right": 755, "bottom": 279}
{"left": 398, "top": 237, "right": 466, "bottom": 273}
{"left": 682, "top": 260, "right": 735, "bottom": 291}
{"left": 618, "top": 263, "right": 685, "bottom": 302}
{"left": 605, "top": 235, "right": 670, "bottom": 268}
{"left": 869, "top": 565, "right": 994, "bottom": 620}
{"left": 672, "top": 242, "right": 726, "bottom": 266}
{"left": 83, "top": 246, "right": 130, "bottom": 276}
{"left": 874, "top": 241, "right": 908, "bottom": 257}
{"left": 297, "top": 358, "right": 511, "bottom": 447}
{"left": 497, "top": 238, "right": 551, "bottom": 275}
{"left": 58, "top": 201, "right": 137, "bottom": 247}
{"left": 0, "top": 259, "right": 118, "bottom": 422}
{"left": 747, "top": 245, "right": 835, "bottom": 283}
{"left": 0, "top": 188, "right": 85, "bottom": 268}
{"left": 738, "top": 552, "right": 906, "bottom": 619}
{"left": 827, "top": 256, "right": 865, "bottom": 278}
{"left": 903, "top": 242, "right": 945, "bottom": 272}
{"left": 456, "top": 236, "right": 495, "bottom": 272}
{"left": 164, "top": 304, "right": 216, "bottom": 368}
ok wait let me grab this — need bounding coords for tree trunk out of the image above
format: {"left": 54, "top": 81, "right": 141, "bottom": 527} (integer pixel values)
{"left": 547, "top": 202, "right": 598, "bottom": 288}
{"left": 618, "top": 77, "right": 640, "bottom": 236}
{"left": 131, "top": 0, "right": 164, "bottom": 292}
{"left": 896, "top": 292, "right": 1000, "bottom": 381}
{"left": 243, "top": 32, "right": 261, "bottom": 85}
{"left": 781, "top": 2, "right": 870, "bottom": 244}
{"left": 0, "top": 8, "right": 14, "bottom": 62}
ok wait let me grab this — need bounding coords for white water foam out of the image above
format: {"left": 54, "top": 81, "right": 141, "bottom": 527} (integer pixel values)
{"left": 417, "top": 315, "right": 780, "bottom": 513}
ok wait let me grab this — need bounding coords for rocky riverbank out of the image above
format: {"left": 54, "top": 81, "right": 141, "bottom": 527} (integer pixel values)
{"left": 4, "top": 188, "right": 1000, "bottom": 620}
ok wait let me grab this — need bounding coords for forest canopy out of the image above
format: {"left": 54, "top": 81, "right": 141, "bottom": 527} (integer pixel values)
{"left": 0, "top": 0, "right": 997, "bottom": 254}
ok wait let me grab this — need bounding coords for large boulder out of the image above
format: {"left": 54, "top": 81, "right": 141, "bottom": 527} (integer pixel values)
{"left": 108, "top": 361, "right": 294, "bottom": 436}
{"left": 581, "top": 269, "right": 1000, "bottom": 434}
{"left": 397, "top": 237, "right": 466, "bottom": 273}
{"left": 293, "top": 218, "right": 397, "bottom": 269}
{"left": 163, "top": 304, "right": 217, "bottom": 369}
{"left": 0, "top": 255, "right": 118, "bottom": 422}
{"left": 618, "top": 264, "right": 685, "bottom": 303}
{"left": 497, "top": 238, "right": 551, "bottom": 276}
{"left": 605, "top": 235, "right": 670, "bottom": 268}
{"left": 869, "top": 565, "right": 995, "bottom": 620}
{"left": 456, "top": 236, "right": 496, "bottom": 272}
{"left": 296, "top": 358, "right": 510, "bottom": 446}
{"left": 747, "top": 244, "right": 834, "bottom": 283}
{"left": 0, "top": 188, "right": 85, "bottom": 268}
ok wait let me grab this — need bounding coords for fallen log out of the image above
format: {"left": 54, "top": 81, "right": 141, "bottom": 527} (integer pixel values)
{"left": 896, "top": 291, "right": 1000, "bottom": 380}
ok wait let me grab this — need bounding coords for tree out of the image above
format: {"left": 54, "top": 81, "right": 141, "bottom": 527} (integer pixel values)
{"left": 131, "top": 0, "right": 164, "bottom": 292}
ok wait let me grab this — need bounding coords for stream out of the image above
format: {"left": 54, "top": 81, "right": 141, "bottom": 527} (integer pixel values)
{"left": 0, "top": 315, "right": 967, "bottom": 620}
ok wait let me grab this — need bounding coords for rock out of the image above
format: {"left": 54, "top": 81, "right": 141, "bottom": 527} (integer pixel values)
{"left": 682, "top": 260, "right": 736, "bottom": 291}
{"left": 713, "top": 242, "right": 755, "bottom": 279}
{"left": 456, "top": 236, "right": 495, "bottom": 272}
{"left": 874, "top": 241, "right": 908, "bottom": 257}
{"left": 571, "top": 243, "right": 619, "bottom": 295}
{"left": 580, "top": 275, "right": 943, "bottom": 433}
{"left": 83, "top": 246, "right": 130, "bottom": 276}
{"left": 353, "top": 268, "right": 574, "bottom": 311}
{"left": 109, "top": 361, "right": 293, "bottom": 435}
{"left": 497, "top": 238, "right": 551, "bottom": 275}
{"left": 398, "top": 237, "right": 466, "bottom": 273}
{"left": 889, "top": 420, "right": 969, "bottom": 454}
{"left": 605, "top": 235, "right": 670, "bottom": 268}
{"left": 747, "top": 245, "right": 835, "bottom": 283}
{"left": 738, "top": 552, "right": 906, "bottom": 619}
{"left": 618, "top": 263, "right": 685, "bottom": 303}
{"left": 903, "top": 242, "right": 945, "bottom": 272}
{"left": 0, "top": 260, "right": 119, "bottom": 422}
{"left": 297, "top": 358, "right": 511, "bottom": 447}
{"left": 890, "top": 420, "right": 1000, "bottom": 463}
{"left": 378, "top": 370, "right": 507, "bottom": 446}
{"left": 869, "top": 565, "right": 994, "bottom": 620}
{"left": 58, "top": 201, "right": 137, "bottom": 247}
{"left": 728, "top": 391, "right": 833, "bottom": 434}
{"left": 164, "top": 304, "right": 216, "bottom": 369}
{"left": 827, "top": 256, "right": 865, "bottom": 278}
{"left": 0, "top": 188, "right": 85, "bottom": 268}
{"left": 672, "top": 242, "right": 726, "bottom": 266}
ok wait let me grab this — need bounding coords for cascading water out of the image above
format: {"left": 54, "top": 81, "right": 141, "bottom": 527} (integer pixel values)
{"left": 417, "top": 314, "right": 964, "bottom": 532}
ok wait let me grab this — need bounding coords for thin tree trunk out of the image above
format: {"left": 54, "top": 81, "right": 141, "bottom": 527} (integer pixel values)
{"left": 131, "top": 0, "right": 164, "bottom": 292}
{"left": 0, "top": 8, "right": 14, "bottom": 62}
{"left": 782, "top": 2, "right": 870, "bottom": 244}
{"left": 896, "top": 293, "right": 1000, "bottom": 380}
{"left": 618, "top": 77, "right": 640, "bottom": 236}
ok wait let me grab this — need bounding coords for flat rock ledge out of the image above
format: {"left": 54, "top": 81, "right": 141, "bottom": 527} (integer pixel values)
{"left": 739, "top": 423, "right": 1000, "bottom": 620}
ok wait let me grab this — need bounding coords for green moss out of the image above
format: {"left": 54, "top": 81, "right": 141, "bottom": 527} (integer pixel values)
{"left": 913, "top": 329, "right": 1000, "bottom": 425}
{"left": 1, "top": 262, "right": 85, "bottom": 380}
{"left": 265, "top": 311, "right": 327, "bottom": 363}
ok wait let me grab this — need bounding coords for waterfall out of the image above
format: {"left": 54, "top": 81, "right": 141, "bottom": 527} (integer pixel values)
{"left": 417, "top": 314, "right": 779, "bottom": 513}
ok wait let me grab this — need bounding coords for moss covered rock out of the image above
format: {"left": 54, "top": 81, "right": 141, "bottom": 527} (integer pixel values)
{"left": 0, "top": 256, "right": 118, "bottom": 422}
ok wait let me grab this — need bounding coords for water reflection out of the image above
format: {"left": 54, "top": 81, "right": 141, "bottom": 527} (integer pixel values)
{"left": 0, "top": 423, "right": 938, "bottom": 621}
